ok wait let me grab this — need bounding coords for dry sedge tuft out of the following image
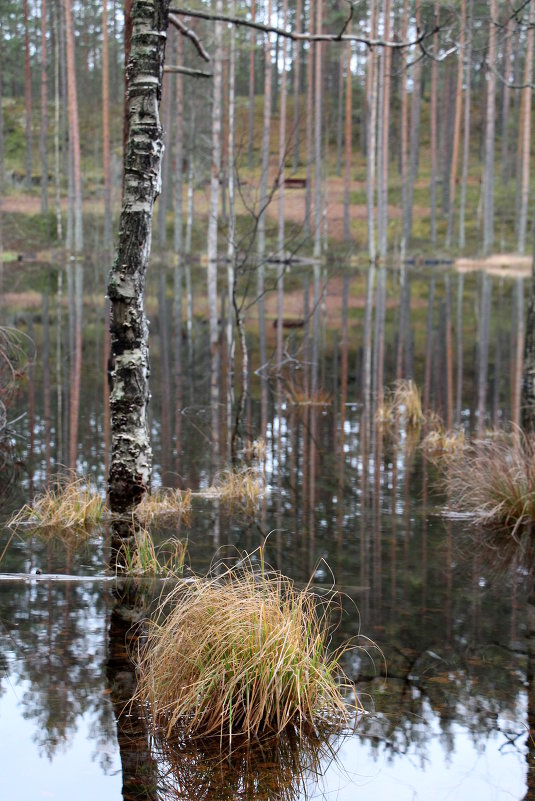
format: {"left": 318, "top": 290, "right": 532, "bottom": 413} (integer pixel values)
{"left": 137, "top": 488, "right": 192, "bottom": 527}
{"left": 421, "top": 426, "right": 467, "bottom": 461}
{"left": 8, "top": 473, "right": 105, "bottom": 537}
{"left": 444, "top": 432, "right": 535, "bottom": 535}
{"left": 136, "top": 554, "right": 358, "bottom": 743}
{"left": 393, "top": 379, "right": 424, "bottom": 427}
{"left": 194, "top": 468, "right": 264, "bottom": 513}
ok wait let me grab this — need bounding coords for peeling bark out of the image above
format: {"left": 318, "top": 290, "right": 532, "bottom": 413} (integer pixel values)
{"left": 107, "top": 0, "right": 170, "bottom": 514}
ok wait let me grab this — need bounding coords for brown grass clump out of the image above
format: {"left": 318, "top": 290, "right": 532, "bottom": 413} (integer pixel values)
{"left": 393, "top": 379, "right": 424, "bottom": 427}
{"left": 421, "top": 426, "right": 467, "bottom": 461}
{"left": 136, "top": 553, "right": 358, "bottom": 743}
{"left": 195, "top": 468, "right": 264, "bottom": 513}
{"left": 374, "top": 394, "right": 394, "bottom": 426}
{"left": 444, "top": 432, "right": 535, "bottom": 536}
{"left": 8, "top": 473, "right": 105, "bottom": 537}
{"left": 137, "top": 488, "right": 192, "bottom": 527}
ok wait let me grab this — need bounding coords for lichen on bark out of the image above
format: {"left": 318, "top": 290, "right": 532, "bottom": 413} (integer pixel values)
{"left": 107, "top": 0, "right": 170, "bottom": 515}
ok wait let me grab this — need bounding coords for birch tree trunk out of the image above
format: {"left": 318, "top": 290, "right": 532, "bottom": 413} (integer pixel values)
{"left": 483, "top": 0, "right": 497, "bottom": 255}
{"left": 40, "top": 0, "right": 49, "bottom": 214}
{"left": 107, "top": 0, "right": 170, "bottom": 514}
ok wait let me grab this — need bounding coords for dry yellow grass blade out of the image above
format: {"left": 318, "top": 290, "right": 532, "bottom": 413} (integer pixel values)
{"left": 136, "top": 552, "right": 360, "bottom": 744}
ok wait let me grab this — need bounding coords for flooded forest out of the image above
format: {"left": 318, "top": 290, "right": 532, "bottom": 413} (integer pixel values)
{"left": 1, "top": 1, "right": 535, "bottom": 799}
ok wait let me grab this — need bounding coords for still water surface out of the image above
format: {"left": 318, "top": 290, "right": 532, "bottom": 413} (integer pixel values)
{"left": 0, "top": 260, "right": 531, "bottom": 799}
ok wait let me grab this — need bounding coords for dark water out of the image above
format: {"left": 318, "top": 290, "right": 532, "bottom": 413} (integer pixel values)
{"left": 0, "top": 259, "right": 530, "bottom": 799}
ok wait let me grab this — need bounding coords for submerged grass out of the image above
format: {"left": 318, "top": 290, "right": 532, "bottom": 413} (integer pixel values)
{"left": 8, "top": 473, "right": 105, "bottom": 537}
{"left": 444, "top": 432, "right": 535, "bottom": 536}
{"left": 136, "top": 552, "right": 358, "bottom": 744}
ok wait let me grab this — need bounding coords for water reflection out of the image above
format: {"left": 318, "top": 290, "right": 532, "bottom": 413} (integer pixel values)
{"left": 0, "top": 261, "right": 532, "bottom": 799}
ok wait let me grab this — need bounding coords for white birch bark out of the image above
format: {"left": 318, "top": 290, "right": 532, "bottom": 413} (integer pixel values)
{"left": 107, "top": 0, "right": 170, "bottom": 514}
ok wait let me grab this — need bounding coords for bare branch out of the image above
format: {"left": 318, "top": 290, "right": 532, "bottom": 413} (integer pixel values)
{"left": 169, "top": 6, "right": 438, "bottom": 49}
{"left": 164, "top": 65, "right": 212, "bottom": 78}
{"left": 487, "top": 60, "right": 534, "bottom": 89}
{"left": 168, "top": 13, "right": 211, "bottom": 61}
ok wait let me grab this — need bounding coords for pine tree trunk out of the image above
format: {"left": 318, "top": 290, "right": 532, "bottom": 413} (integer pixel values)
{"left": 459, "top": 0, "right": 472, "bottom": 251}
{"left": 227, "top": 3, "right": 236, "bottom": 402}
{"left": 522, "top": 224, "right": 535, "bottom": 430}
{"left": 102, "top": 0, "right": 112, "bottom": 250}
{"left": 278, "top": 0, "right": 288, "bottom": 255}
{"left": 483, "top": 0, "right": 497, "bottom": 254}
{"left": 207, "top": 3, "right": 224, "bottom": 360}
{"left": 399, "top": 0, "right": 409, "bottom": 256}
{"left": 343, "top": 35, "right": 352, "bottom": 244}
{"left": 64, "top": 0, "right": 83, "bottom": 251}
{"left": 304, "top": 2, "right": 313, "bottom": 238}
{"left": 107, "top": 0, "right": 170, "bottom": 514}
{"left": 429, "top": 1, "right": 438, "bottom": 245}
{"left": 445, "top": 0, "right": 465, "bottom": 248}
{"left": 292, "top": 0, "right": 302, "bottom": 172}
{"left": 173, "top": 33, "right": 184, "bottom": 255}
{"left": 52, "top": 0, "right": 62, "bottom": 238}
{"left": 247, "top": 0, "right": 256, "bottom": 170}
{"left": 257, "top": 0, "right": 273, "bottom": 384}
{"left": 378, "top": 0, "right": 392, "bottom": 259}
{"left": 24, "top": 0, "right": 33, "bottom": 191}
{"left": 403, "top": 0, "right": 422, "bottom": 253}
{"left": 518, "top": 0, "right": 534, "bottom": 253}
{"left": 313, "top": 0, "right": 323, "bottom": 258}
{"left": 0, "top": 24, "right": 5, "bottom": 196}
{"left": 365, "top": 0, "right": 378, "bottom": 263}
{"left": 500, "top": 18, "right": 513, "bottom": 184}
{"left": 40, "top": 0, "right": 49, "bottom": 214}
